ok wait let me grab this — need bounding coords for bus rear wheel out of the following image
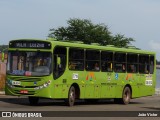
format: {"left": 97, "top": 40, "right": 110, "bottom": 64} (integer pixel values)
{"left": 28, "top": 96, "right": 39, "bottom": 105}
{"left": 122, "top": 86, "right": 131, "bottom": 104}
{"left": 114, "top": 87, "right": 131, "bottom": 104}
{"left": 66, "top": 86, "right": 76, "bottom": 106}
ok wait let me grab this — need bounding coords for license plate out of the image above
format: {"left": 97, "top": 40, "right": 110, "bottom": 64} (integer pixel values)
{"left": 12, "top": 81, "right": 21, "bottom": 85}
{"left": 20, "top": 90, "right": 28, "bottom": 94}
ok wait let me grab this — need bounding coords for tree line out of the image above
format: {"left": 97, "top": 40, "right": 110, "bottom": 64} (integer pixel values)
{"left": 0, "top": 45, "right": 8, "bottom": 53}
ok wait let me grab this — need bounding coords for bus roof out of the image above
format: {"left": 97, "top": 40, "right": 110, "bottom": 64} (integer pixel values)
{"left": 9, "top": 39, "right": 156, "bottom": 55}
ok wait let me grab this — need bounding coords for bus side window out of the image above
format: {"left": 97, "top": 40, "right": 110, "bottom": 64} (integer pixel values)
{"left": 69, "top": 61, "right": 76, "bottom": 70}
{"left": 85, "top": 50, "right": 100, "bottom": 71}
{"left": 107, "top": 62, "right": 112, "bottom": 72}
{"left": 94, "top": 62, "right": 100, "bottom": 71}
{"left": 114, "top": 53, "right": 126, "bottom": 73}
{"left": 150, "top": 56, "right": 154, "bottom": 74}
{"left": 127, "top": 54, "right": 138, "bottom": 73}
{"left": 101, "top": 51, "right": 113, "bottom": 72}
{"left": 139, "top": 55, "right": 149, "bottom": 74}
{"left": 69, "top": 48, "right": 84, "bottom": 71}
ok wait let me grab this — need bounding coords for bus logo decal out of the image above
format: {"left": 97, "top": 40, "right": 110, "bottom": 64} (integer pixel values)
{"left": 126, "top": 74, "right": 133, "bottom": 80}
{"left": 115, "top": 73, "right": 118, "bottom": 80}
{"left": 86, "top": 72, "right": 96, "bottom": 81}
{"left": 34, "top": 81, "right": 37, "bottom": 85}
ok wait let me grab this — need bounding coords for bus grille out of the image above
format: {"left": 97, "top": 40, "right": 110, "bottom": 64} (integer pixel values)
{"left": 8, "top": 77, "right": 41, "bottom": 82}
{"left": 13, "top": 85, "right": 37, "bottom": 88}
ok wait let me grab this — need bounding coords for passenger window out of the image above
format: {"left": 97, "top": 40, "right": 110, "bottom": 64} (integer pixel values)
{"left": 139, "top": 55, "right": 149, "bottom": 74}
{"left": 101, "top": 51, "right": 113, "bottom": 72}
{"left": 127, "top": 54, "right": 138, "bottom": 73}
{"left": 69, "top": 48, "right": 84, "bottom": 70}
{"left": 53, "top": 47, "right": 66, "bottom": 79}
{"left": 114, "top": 53, "right": 126, "bottom": 72}
{"left": 85, "top": 50, "right": 100, "bottom": 71}
{"left": 149, "top": 56, "right": 154, "bottom": 74}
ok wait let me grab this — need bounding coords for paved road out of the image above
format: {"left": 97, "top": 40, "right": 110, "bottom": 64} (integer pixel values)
{"left": 0, "top": 95, "right": 160, "bottom": 120}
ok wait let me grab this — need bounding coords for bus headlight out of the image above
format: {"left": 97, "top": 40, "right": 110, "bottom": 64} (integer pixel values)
{"left": 6, "top": 80, "right": 15, "bottom": 88}
{"left": 34, "top": 80, "right": 51, "bottom": 90}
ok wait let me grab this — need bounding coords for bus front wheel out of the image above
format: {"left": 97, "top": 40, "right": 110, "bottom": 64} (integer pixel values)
{"left": 66, "top": 86, "right": 76, "bottom": 106}
{"left": 28, "top": 96, "right": 39, "bottom": 105}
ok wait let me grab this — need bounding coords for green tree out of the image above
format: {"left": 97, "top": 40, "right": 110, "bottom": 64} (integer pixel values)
{"left": 111, "top": 34, "right": 135, "bottom": 47}
{"left": 48, "top": 18, "right": 135, "bottom": 47}
{"left": 0, "top": 45, "right": 8, "bottom": 53}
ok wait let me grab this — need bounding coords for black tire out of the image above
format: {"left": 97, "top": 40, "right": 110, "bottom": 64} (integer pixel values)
{"left": 66, "top": 86, "right": 76, "bottom": 106}
{"left": 28, "top": 97, "right": 39, "bottom": 106}
{"left": 114, "top": 87, "right": 131, "bottom": 104}
{"left": 122, "top": 87, "right": 131, "bottom": 104}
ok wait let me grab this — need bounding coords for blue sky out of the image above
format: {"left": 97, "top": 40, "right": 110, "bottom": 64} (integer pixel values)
{"left": 0, "top": 0, "right": 160, "bottom": 60}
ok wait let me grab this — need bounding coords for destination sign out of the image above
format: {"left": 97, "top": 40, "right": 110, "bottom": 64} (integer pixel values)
{"left": 9, "top": 40, "right": 51, "bottom": 49}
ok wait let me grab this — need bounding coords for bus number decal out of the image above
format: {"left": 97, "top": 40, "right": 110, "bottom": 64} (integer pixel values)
{"left": 108, "top": 76, "right": 111, "bottom": 81}
{"left": 72, "top": 73, "right": 78, "bottom": 80}
{"left": 12, "top": 80, "right": 21, "bottom": 85}
{"left": 145, "top": 80, "right": 152, "bottom": 86}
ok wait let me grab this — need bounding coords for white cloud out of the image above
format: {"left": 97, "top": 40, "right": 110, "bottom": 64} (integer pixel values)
{"left": 149, "top": 40, "right": 160, "bottom": 60}
{"left": 149, "top": 40, "right": 160, "bottom": 51}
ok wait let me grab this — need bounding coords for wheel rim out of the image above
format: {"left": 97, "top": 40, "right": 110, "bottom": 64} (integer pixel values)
{"left": 123, "top": 88, "right": 130, "bottom": 104}
{"left": 70, "top": 90, "right": 74, "bottom": 102}
{"left": 69, "top": 87, "right": 75, "bottom": 105}
{"left": 124, "top": 91, "right": 129, "bottom": 101}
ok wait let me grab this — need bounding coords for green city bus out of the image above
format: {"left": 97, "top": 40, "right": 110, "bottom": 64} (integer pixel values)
{"left": 5, "top": 39, "right": 156, "bottom": 106}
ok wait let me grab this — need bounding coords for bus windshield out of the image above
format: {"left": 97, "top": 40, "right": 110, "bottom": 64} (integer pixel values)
{"left": 7, "top": 51, "right": 52, "bottom": 76}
